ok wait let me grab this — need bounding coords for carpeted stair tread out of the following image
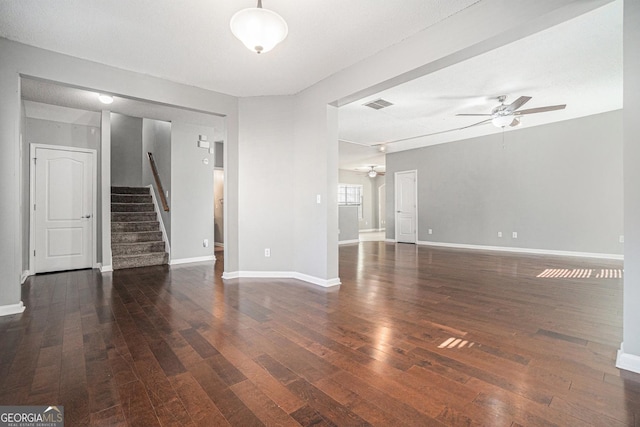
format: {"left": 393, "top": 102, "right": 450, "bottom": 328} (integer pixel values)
{"left": 111, "top": 221, "right": 160, "bottom": 232}
{"left": 111, "top": 186, "right": 150, "bottom": 195}
{"left": 112, "top": 194, "right": 153, "bottom": 204}
{"left": 111, "top": 202, "right": 154, "bottom": 213}
{"left": 112, "top": 231, "right": 163, "bottom": 243}
{"left": 112, "top": 241, "right": 165, "bottom": 256}
{"left": 112, "top": 252, "right": 168, "bottom": 269}
{"left": 112, "top": 212, "right": 157, "bottom": 222}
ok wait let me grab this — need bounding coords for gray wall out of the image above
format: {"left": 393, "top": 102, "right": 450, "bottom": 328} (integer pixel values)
{"left": 338, "top": 206, "right": 359, "bottom": 242}
{"left": 142, "top": 118, "right": 172, "bottom": 241}
{"left": 170, "top": 121, "right": 220, "bottom": 261}
{"left": 23, "top": 114, "right": 102, "bottom": 272}
{"left": 111, "top": 113, "right": 143, "bottom": 187}
{"left": 386, "top": 110, "right": 623, "bottom": 255}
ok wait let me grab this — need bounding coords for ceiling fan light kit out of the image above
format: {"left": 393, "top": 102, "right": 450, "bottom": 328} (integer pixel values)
{"left": 230, "top": 0, "right": 288, "bottom": 54}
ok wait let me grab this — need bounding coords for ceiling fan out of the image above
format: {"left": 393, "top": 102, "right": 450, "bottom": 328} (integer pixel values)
{"left": 356, "top": 165, "right": 385, "bottom": 178}
{"left": 456, "top": 95, "right": 566, "bottom": 129}
{"left": 369, "top": 95, "right": 566, "bottom": 147}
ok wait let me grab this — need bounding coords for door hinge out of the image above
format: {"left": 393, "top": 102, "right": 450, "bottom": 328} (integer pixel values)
{"left": 33, "top": 203, "right": 36, "bottom": 211}
{"left": 33, "top": 157, "right": 37, "bottom": 164}
{"left": 33, "top": 250, "right": 36, "bottom": 256}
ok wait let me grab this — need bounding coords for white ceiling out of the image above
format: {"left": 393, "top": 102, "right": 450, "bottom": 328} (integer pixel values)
{"left": 0, "top": 0, "right": 481, "bottom": 97}
{"left": 1, "top": 1, "right": 623, "bottom": 174}
{"left": 338, "top": 0, "right": 622, "bottom": 170}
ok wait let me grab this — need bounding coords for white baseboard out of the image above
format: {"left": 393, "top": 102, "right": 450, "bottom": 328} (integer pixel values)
{"left": 0, "top": 301, "right": 26, "bottom": 317}
{"left": 222, "top": 271, "right": 341, "bottom": 288}
{"left": 359, "top": 228, "right": 378, "bottom": 232}
{"left": 339, "top": 239, "right": 360, "bottom": 245}
{"left": 20, "top": 270, "right": 30, "bottom": 284}
{"left": 385, "top": 238, "right": 396, "bottom": 243}
{"left": 416, "top": 240, "right": 624, "bottom": 260}
{"left": 617, "top": 343, "right": 640, "bottom": 374}
{"left": 100, "top": 264, "right": 113, "bottom": 273}
{"left": 170, "top": 255, "right": 216, "bottom": 265}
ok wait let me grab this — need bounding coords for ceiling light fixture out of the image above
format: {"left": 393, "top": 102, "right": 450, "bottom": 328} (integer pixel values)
{"left": 98, "top": 94, "right": 114, "bottom": 104}
{"left": 368, "top": 167, "right": 377, "bottom": 178}
{"left": 491, "top": 114, "right": 514, "bottom": 128}
{"left": 230, "top": 0, "right": 288, "bottom": 54}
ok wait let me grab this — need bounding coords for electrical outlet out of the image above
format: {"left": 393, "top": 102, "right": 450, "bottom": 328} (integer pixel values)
{"left": 619, "top": 235, "right": 625, "bottom": 243}
{"left": 203, "top": 239, "right": 209, "bottom": 248}
{"left": 497, "top": 231, "right": 502, "bottom": 238}
{"left": 512, "top": 232, "right": 518, "bottom": 239}
{"left": 316, "top": 194, "right": 321, "bottom": 204}
{"left": 428, "top": 229, "right": 433, "bottom": 235}
{"left": 264, "top": 248, "right": 271, "bottom": 257}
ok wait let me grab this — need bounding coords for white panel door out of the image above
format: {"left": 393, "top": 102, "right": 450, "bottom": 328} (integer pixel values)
{"left": 395, "top": 170, "right": 417, "bottom": 243}
{"left": 34, "top": 147, "right": 94, "bottom": 273}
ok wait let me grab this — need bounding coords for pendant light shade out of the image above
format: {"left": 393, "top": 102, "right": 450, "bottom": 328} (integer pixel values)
{"left": 230, "top": 1, "right": 288, "bottom": 54}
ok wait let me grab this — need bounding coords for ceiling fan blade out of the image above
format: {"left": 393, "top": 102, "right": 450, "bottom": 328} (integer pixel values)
{"left": 459, "top": 118, "right": 492, "bottom": 130}
{"left": 515, "top": 104, "right": 566, "bottom": 115}
{"left": 372, "top": 119, "right": 492, "bottom": 146}
{"left": 505, "top": 96, "right": 532, "bottom": 112}
{"left": 455, "top": 113, "right": 492, "bottom": 116}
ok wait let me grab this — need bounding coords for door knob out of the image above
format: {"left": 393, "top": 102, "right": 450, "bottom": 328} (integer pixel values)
{"left": 81, "top": 214, "right": 92, "bottom": 219}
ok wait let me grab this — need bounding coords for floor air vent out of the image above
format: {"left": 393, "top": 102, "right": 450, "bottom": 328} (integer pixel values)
{"left": 536, "top": 268, "right": 623, "bottom": 278}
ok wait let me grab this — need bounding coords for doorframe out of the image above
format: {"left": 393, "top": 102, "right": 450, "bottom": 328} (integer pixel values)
{"left": 29, "top": 143, "right": 98, "bottom": 275}
{"left": 378, "top": 183, "right": 386, "bottom": 231}
{"left": 394, "top": 169, "right": 418, "bottom": 243}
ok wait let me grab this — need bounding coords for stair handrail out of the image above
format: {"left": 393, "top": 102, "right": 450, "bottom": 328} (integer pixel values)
{"left": 147, "top": 152, "right": 170, "bottom": 212}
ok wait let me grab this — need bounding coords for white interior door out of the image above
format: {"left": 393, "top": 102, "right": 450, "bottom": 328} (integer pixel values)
{"left": 33, "top": 146, "right": 94, "bottom": 273}
{"left": 395, "top": 170, "right": 417, "bottom": 243}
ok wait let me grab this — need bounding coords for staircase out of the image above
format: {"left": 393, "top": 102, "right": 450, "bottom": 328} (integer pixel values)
{"left": 111, "top": 186, "right": 168, "bottom": 270}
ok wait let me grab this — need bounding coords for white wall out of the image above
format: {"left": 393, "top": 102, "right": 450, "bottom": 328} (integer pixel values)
{"left": 619, "top": 0, "right": 640, "bottom": 372}
{"left": 385, "top": 111, "right": 623, "bottom": 256}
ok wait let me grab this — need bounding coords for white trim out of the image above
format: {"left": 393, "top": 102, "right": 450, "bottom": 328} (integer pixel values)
{"left": 416, "top": 240, "right": 624, "bottom": 260}
{"left": 20, "top": 270, "right": 30, "bottom": 284}
{"left": 169, "top": 255, "right": 216, "bottom": 265}
{"left": 339, "top": 239, "right": 360, "bottom": 245}
{"left": 100, "top": 264, "right": 113, "bottom": 273}
{"left": 0, "top": 301, "right": 26, "bottom": 317}
{"left": 617, "top": 343, "right": 640, "bottom": 374}
{"left": 29, "top": 144, "right": 98, "bottom": 273}
{"left": 222, "top": 271, "right": 341, "bottom": 288}
{"left": 385, "top": 238, "right": 396, "bottom": 243}
{"left": 146, "top": 184, "right": 171, "bottom": 258}
{"left": 359, "top": 228, "right": 379, "bottom": 232}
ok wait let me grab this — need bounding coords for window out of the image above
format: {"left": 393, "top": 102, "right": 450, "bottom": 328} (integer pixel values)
{"left": 338, "top": 184, "right": 363, "bottom": 219}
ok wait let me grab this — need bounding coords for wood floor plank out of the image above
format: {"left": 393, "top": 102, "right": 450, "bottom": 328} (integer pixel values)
{"left": 2, "top": 244, "right": 636, "bottom": 426}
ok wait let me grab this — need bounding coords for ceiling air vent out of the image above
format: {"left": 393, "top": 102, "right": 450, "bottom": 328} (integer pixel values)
{"left": 363, "top": 98, "right": 394, "bottom": 110}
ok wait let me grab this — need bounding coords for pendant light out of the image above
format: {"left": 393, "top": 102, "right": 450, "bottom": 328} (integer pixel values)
{"left": 230, "top": 0, "right": 288, "bottom": 54}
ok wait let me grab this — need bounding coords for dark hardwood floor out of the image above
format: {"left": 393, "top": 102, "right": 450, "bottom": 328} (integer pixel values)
{"left": 1, "top": 242, "right": 638, "bottom": 426}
